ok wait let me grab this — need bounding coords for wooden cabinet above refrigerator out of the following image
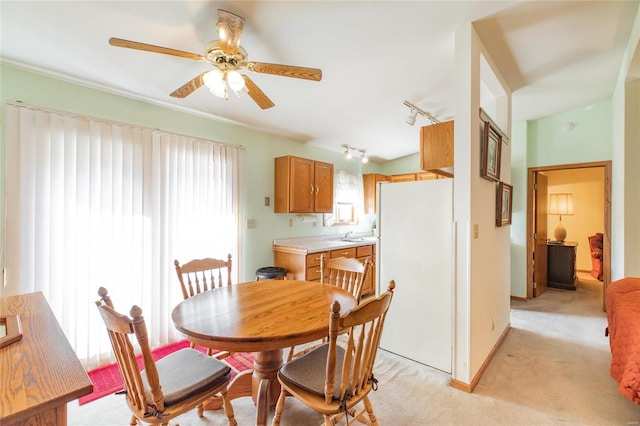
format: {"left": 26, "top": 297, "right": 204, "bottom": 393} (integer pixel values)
{"left": 420, "top": 120, "right": 454, "bottom": 178}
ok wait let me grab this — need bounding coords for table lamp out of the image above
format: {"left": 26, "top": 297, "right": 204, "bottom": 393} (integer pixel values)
{"left": 548, "top": 193, "right": 573, "bottom": 242}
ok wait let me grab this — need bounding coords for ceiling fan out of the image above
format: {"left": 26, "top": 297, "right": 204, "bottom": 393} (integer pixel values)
{"left": 109, "top": 9, "right": 322, "bottom": 109}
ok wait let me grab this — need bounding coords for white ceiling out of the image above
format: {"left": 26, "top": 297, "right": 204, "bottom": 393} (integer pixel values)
{"left": 2, "top": 1, "right": 638, "bottom": 162}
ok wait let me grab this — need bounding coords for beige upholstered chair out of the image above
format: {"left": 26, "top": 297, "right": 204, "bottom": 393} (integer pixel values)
{"left": 174, "top": 255, "right": 233, "bottom": 299}
{"left": 272, "top": 280, "right": 396, "bottom": 426}
{"left": 95, "top": 287, "right": 237, "bottom": 426}
{"left": 287, "top": 255, "right": 370, "bottom": 362}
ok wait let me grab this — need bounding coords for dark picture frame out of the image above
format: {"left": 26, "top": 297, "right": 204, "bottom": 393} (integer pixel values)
{"left": 480, "top": 119, "right": 502, "bottom": 181}
{"left": 496, "top": 182, "right": 513, "bottom": 227}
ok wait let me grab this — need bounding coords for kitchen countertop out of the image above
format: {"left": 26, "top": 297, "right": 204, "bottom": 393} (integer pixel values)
{"left": 273, "top": 234, "right": 377, "bottom": 253}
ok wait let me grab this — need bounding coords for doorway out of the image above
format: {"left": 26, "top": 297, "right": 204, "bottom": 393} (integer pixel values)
{"left": 526, "top": 161, "right": 611, "bottom": 310}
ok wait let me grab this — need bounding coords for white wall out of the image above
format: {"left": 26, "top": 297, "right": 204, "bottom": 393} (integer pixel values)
{"left": 452, "top": 23, "right": 512, "bottom": 386}
{"left": 510, "top": 121, "right": 528, "bottom": 298}
{"left": 623, "top": 78, "right": 640, "bottom": 278}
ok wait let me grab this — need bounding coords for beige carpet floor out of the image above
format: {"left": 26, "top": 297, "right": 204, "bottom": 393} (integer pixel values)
{"left": 68, "top": 272, "right": 640, "bottom": 425}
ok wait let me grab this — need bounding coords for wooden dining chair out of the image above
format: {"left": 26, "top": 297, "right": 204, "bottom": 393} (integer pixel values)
{"left": 321, "top": 256, "right": 370, "bottom": 303}
{"left": 94, "top": 287, "right": 237, "bottom": 426}
{"left": 272, "top": 280, "right": 396, "bottom": 426}
{"left": 287, "top": 255, "right": 370, "bottom": 362}
{"left": 174, "top": 255, "right": 234, "bottom": 357}
{"left": 174, "top": 255, "right": 233, "bottom": 299}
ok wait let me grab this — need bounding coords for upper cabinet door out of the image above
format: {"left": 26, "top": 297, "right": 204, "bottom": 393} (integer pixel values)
{"left": 290, "top": 156, "right": 315, "bottom": 213}
{"left": 313, "top": 161, "right": 334, "bottom": 213}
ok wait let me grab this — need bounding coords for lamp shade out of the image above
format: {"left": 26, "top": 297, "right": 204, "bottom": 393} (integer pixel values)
{"left": 548, "top": 193, "right": 574, "bottom": 216}
{"left": 548, "top": 193, "right": 573, "bottom": 241}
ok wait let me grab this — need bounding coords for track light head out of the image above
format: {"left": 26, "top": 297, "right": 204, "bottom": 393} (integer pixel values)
{"left": 405, "top": 108, "right": 418, "bottom": 125}
{"left": 343, "top": 145, "right": 352, "bottom": 159}
{"left": 360, "top": 150, "right": 369, "bottom": 164}
{"left": 403, "top": 100, "right": 440, "bottom": 126}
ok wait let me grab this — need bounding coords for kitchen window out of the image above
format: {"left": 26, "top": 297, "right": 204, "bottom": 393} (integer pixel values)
{"left": 331, "top": 170, "right": 364, "bottom": 225}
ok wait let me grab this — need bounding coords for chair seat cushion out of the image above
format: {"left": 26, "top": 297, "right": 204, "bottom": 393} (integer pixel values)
{"left": 142, "top": 347, "right": 231, "bottom": 406}
{"left": 279, "top": 343, "right": 345, "bottom": 400}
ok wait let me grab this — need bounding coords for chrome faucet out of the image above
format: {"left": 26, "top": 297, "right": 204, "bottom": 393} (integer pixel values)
{"left": 344, "top": 231, "right": 355, "bottom": 240}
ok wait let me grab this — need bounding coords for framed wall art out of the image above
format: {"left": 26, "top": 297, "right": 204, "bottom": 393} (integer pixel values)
{"left": 496, "top": 182, "right": 513, "bottom": 227}
{"left": 480, "top": 118, "right": 502, "bottom": 181}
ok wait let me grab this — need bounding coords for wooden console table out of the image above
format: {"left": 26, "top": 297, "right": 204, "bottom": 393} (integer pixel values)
{"left": 0, "top": 292, "right": 93, "bottom": 425}
{"left": 547, "top": 241, "right": 578, "bottom": 290}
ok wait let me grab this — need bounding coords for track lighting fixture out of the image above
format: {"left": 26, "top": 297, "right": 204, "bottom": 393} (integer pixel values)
{"left": 343, "top": 145, "right": 368, "bottom": 163}
{"left": 406, "top": 108, "right": 419, "bottom": 125}
{"left": 403, "top": 100, "right": 440, "bottom": 126}
{"left": 344, "top": 145, "right": 353, "bottom": 160}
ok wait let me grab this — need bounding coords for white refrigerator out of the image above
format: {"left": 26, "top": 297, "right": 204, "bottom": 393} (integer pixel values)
{"left": 376, "top": 178, "right": 453, "bottom": 373}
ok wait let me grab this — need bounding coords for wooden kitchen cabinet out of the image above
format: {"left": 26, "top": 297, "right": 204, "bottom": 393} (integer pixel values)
{"left": 305, "top": 251, "right": 328, "bottom": 281}
{"left": 420, "top": 120, "right": 454, "bottom": 178}
{"left": 357, "top": 244, "right": 375, "bottom": 297}
{"left": 274, "top": 156, "right": 334, "bottom": 213}
{"left": 363, "top": 174, "right": 388, "bottom": 214}
{"left": 363, "top": 172, "right": 441, "bottom": 214}
{"left": 273, "top": 247, "right": 327, "bottom": 281}
{"left": 388, "top": 173, "right": 416, "bottom": 182}
{"left": 273, "top": 243, "right": 376, "bottom": 299}
{"left": 417, "top": 171, "right": 442, "bottom": 180}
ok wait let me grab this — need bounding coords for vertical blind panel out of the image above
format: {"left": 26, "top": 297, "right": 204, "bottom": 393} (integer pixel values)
{"left": 5, "top": 103, "right": 240, "bottom": 368}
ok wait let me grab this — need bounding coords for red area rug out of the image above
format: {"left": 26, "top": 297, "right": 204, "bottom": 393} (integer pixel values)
{"left": 79, "top": 340, "right": 254, "bottom": 405}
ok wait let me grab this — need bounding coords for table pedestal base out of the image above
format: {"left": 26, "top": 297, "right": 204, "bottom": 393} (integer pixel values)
{"left": 203, "top": 349, "right": 284, "bottom": 426}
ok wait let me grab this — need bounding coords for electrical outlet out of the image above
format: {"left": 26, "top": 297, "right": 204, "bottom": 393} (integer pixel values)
{"left": 264, "top": 197, "right": 270, "bottom": 206}
{"left": 247, "top": 219, "right": 256, "bottom": 229}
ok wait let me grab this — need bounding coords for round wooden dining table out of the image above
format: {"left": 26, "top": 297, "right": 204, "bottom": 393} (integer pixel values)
{"left": 171, "top": 279, "right": 357, "bottom": 426}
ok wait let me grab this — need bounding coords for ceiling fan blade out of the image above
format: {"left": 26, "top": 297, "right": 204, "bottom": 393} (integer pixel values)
{"left": 217, "top": 9, "right": 245, "bottom": 55}
{"left": 242, "top": 75, "right": 275, "bottom": 109}
{"left": 170, "top": 72, "right": 207, "bottom": 98}
{"left": 248, "top": 62, "right": 322, "bottom": 82}
{"left": 109, "top": 37, "right": 204, "bottom": 61}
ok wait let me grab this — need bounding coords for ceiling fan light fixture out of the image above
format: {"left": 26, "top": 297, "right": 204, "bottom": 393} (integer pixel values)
{"left": 227, "top": 70, "right": 245, "bottom": 91}
{"left": 203, "top": 69, "right": 223, "bottom": 88}
{"left": 203, "top": 69, "right": 228, "bottom": 98}
{"left": 109, "top": 9, "right": 322, "bottom": 110}
{"left": 209, "top": 82, "right": 227, "bottom": 98}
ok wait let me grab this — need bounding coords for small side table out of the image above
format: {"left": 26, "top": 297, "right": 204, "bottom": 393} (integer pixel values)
{"left": 547, "top": 241, "right": 578, "bottom": 290}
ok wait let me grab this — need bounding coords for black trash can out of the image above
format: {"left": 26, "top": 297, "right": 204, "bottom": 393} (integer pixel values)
{"left": 255, "top": 266, "right": 287, "bottom": 280}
